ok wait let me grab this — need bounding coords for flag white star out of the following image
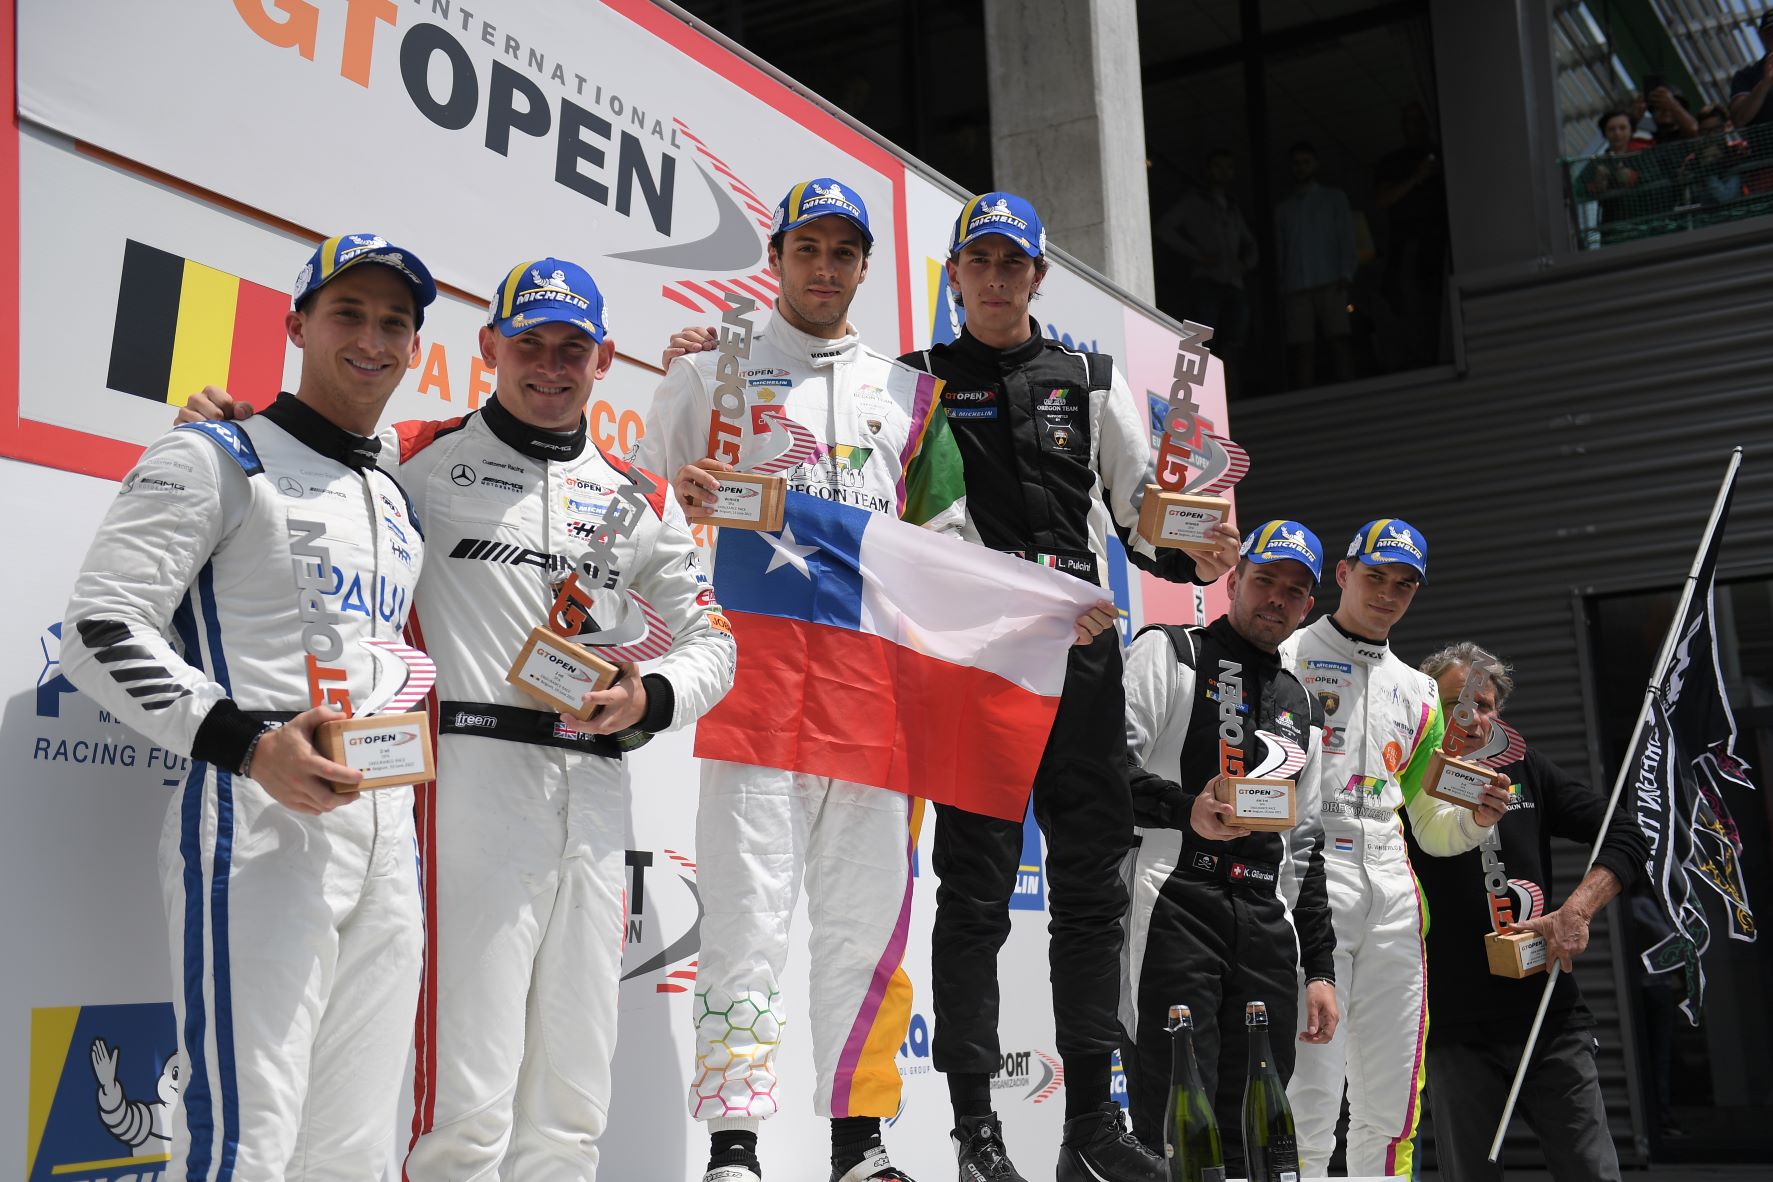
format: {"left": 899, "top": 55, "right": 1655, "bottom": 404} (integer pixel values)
{"left": 762, "top": 521, "right": 817, "bottom": 578}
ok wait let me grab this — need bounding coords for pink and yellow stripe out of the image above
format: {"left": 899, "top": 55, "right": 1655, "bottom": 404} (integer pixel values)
{"left": 830, "top": 799, "right": 925, "bottom": 1116}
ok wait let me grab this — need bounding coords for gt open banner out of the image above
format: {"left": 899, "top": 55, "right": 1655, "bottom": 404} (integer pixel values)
{"left": 4, "top": 2, "right": 1230, "bottom": 1178}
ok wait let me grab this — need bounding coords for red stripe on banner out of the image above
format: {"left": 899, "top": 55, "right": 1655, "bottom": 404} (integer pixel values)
{"left": 693, "top": 613, "right": 1055, "bottom": 821}
{"left": 727, "top": 277, "right": 773, "bottom": 303}
{"left": 225, "top": 278, "right": 288, "bottom": 400}
{"left": 661, "top": 285, "right": 703, "bottom": 313}
{"left": 679, "top": 279, "right": 726, "bottom": 306}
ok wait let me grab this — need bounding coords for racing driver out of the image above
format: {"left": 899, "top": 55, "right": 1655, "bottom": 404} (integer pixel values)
{"left": 1119, "top": 521, "right": 1339, "bottom": 1173}
{"left": 63, "top": 233, "right": 436, "bottom": 1178}
{"left": 179, "top": 257, "right": 736, "bottom": 1179}
{"left": 901, "top": 192, "right": 1238, "bottom": 1182}
{"left": 1280, "top": 519, "right": 1509, "bottom": 1177}
{"left": 636, "top": 178, "right": 966, "bottom": 1182}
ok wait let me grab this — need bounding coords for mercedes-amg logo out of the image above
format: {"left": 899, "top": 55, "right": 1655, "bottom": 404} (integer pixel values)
{"left": 450, "top": 464, "right": 476, "bottom": 486}
{"left": 276, "top": 476, "right": 304, "bottom": 497}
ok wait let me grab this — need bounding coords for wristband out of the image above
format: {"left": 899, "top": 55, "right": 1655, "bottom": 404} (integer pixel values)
{"left": 238, "top": 721, "right": 282, "bottom": 779}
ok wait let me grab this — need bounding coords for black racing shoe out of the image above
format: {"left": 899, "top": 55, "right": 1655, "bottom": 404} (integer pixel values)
{"left": 702, "top": 1151, "right": 763, "bottom": 1182}
{"left": 1055, "top": 1103, "right": 1165, "bottom": 1182}
{"left": 951, "top": 1112, "right": 1028, "bottom": 1181}
{"left": 829, "top": 1144, "right": 916, "bottom": 1182}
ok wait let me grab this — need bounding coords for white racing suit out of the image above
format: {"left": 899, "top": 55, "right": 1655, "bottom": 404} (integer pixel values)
{"left": 1279, "top": 615, "right": 1488, "bottom": 1176}
{"left": 395, "top": 396, "right": 734, "bottom": 1180}
{"left": 633, "top": 311, "right": 968, "bottom": 1127}
{"left": 61, "top": 397, "right": 426, "bottom": 1180}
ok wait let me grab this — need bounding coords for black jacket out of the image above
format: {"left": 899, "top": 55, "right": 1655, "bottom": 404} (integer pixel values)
{"left": 1124, "top": 617, "right": 1336, "bottom": 981}
{"left": 903, "top": 322, "right": 1205, "bottom": 587}
{"left": 1409, "top": 745, "right": 1648, "bottom": 1044}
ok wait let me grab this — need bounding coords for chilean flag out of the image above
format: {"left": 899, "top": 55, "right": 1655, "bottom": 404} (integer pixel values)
{"left": 694, "top": 492, "right": 1103, "bottom": 820}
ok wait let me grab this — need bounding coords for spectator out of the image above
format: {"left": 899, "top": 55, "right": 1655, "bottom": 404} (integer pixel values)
{"left": 1728, "top": 11, "right": 1773, "bottom": 129}
{"left": 1678, "top": 104, "right": 1751, "bottom": 207}
{"left": 1154, "top": 150, "right": 1259, "bottom": 394}
{"left": 1274, "top": 140, "right": 1356, "bottom": 389}
{"left": 1577, "top": 110, "right": 1653, "bottom": 240}
{"left": 1374, "top": 100, "right": 1449, "bottom": 370}
{"left": 1646, "top": 83, "right": 1699, "bottom": 144}
{"left": 1626, "top": 94, "right": 1656, "bottom": 152}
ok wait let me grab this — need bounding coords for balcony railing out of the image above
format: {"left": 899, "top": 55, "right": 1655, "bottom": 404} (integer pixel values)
{"left": 1563, "top": 126, "right": 1773, "bottom": 249}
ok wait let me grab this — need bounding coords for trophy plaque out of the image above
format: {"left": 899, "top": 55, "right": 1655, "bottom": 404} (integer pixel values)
{"left": 315, "top": 638, "right": 436, "bottom": 790}
{"left": 1484, "top": 930, "right": 1549, "bottom": 978}
{"left": 699, "top": 291, "right": 810, "bottom": 533}
{"left": 1213, "top": 725, "right": 1305, "bottom": 832}
{"left": 1137, "top": 490, "right": 1231, "bottom": 554}
{"left": 702, "top": 469, "right": 787, "bottom": 532}
{"left": 1424, "top": 749, "right": 1498, "bottom": 812}
{"left": 319, "top": 712, "right": 435, "bottom": 790}
{"left": 1140, "top": 322, "right": 1248, "bottom": 552}
{"left": 1214, "top": 776, "right": 1297, "bottom": 832}
{"left": 506, "top": 625, "right": 620, "bottom": 717}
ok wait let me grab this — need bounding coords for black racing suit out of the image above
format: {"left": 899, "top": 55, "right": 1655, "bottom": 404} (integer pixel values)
{"left": 1118, "top": 619, "right": 1333, "bottom": 1160}
{"left": 902, "top": 321, "right": 1206, "bottom": 1081}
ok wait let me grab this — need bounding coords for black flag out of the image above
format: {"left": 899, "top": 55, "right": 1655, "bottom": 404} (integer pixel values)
{"left": 1632, "top": 460, "right": 1757, "bottom": 1024}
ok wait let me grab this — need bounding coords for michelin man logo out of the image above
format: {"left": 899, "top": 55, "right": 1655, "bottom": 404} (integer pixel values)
{"left": 532, "top": 267, "right": 573, "bottom": 292}
{"left": 815, "top": 182, "right": 846, "bottom": 202}
{"left": 348, "top": 234, "right": 388, "bottom": 249}
{"left": 1282, "top": 525, "right": 1308, "bottom": 546}
{"left": 989, "top": 197, "right": 1010, "bottom": 215}
{"left": 89, "top": 1038, "right": 182, "bottom": 1157}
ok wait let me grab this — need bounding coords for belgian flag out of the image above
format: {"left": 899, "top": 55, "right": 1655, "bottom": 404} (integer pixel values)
{"left": 106, "top": 240, "right": 288, "bottom": 406}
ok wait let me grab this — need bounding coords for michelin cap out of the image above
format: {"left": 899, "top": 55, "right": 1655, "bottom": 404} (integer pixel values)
{"left": 1346, "top": 518, "right": 1428, "bottom": 582}
{"left": 1240, "top": 520, "right": 1324, "bottom": 582}
{"left": 950, "top": 191, "right": 1047, "bottom": 258}
{"left": 486, "top": 258, "right": 610, "bottom": 342}
{"left": 770, "top": 178, "right": 873, "bottom": 244}
{"left": 293, "top": 233, "right": 437, "bottom": 327}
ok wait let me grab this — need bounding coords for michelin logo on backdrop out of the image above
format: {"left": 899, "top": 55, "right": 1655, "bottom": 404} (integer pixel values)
{"left": 28, "top": 1003, "right": 179, "bottom": 1181}
{"left": 30, "top": 623, "right": 187, "bottom": 786}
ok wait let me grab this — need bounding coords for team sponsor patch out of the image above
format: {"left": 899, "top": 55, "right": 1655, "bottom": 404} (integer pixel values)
{"left": 1346, "top": 774, "right": 1386, "bottom": 797}
{"left": 1382, "top": 740, "right": 1404, "bottom": 772}
{"left": 1191, "top": 852, "right": 1219, "bottom": 874}
{"left": 942, "top": 389, "right": 998, "bottom": 420}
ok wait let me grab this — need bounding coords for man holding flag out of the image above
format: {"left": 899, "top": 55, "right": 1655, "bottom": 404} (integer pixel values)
{"left": 638, "top": 178, "right": 980, "bottom": 1182}
{"left": 1411, "top": 643, "right": 1643, "bottom": 1181}
{"left": 902, "top": 192, "right": 1238, "bottom": 1182}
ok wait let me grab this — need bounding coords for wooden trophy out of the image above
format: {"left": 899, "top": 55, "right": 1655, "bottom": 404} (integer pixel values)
{"left": 1484, "top": 930, "right": 1549, "bottom": 978}
{"left": 505, "top": 626, "right": 620, "bottom": 717}
{"left": 315, "top": 638, "right": 436, "bottom": 791}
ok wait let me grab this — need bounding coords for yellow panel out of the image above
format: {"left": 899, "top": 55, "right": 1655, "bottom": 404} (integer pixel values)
{"left": 27, "top": 1006, "right": 81, "bottom": 1177}
{"left": 166, "top": 260, "right": 240, "bottom": 407}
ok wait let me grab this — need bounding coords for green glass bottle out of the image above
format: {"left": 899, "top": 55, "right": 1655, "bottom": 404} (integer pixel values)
{"left": 1241, "top": 1001, "right": 1300, "bottom": 1182}
{"left": 1165, "top": 1004, "right": 1225, "bottom": 1182}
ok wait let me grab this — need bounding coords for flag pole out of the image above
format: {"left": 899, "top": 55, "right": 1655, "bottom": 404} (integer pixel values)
{"left": 1487, "top": 447, "right": 1743, "bottom": 1162}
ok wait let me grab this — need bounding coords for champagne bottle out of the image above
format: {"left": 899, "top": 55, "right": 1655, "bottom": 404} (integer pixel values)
{"left": 1241, "top": 1001, "right": 1300, "bottom": 1182}
{"left": 1165, "top": 1005, "right": 1225, "bottom": 1182}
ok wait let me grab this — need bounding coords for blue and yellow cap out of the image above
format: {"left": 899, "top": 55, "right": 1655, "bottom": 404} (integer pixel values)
{"left": 950, "top": 191, "right": 1046, "bottom": 257}
{"left": 293, "top": 233, "right": 437, "bottom": 327}
{"left": 1346, "top": 518, "right": 1428, "bottom": 582}
{"left": 485, "top": 258, "right": 609, "bottom": 342}
{"left": 1240, "top": 520, "right": 1324, "bottom": 581}
{"left": 769, "top": 178, "right": 873, "bottom": 243}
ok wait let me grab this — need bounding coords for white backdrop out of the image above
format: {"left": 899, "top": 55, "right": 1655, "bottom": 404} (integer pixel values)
{"left": 4, "top": 3, "right": 1232, "bottom": 1179}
